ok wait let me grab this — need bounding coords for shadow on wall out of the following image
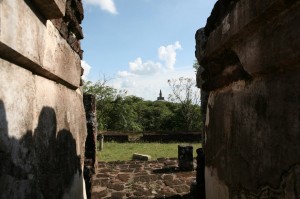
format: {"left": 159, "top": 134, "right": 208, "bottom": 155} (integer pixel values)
{"left": 0, "top": 100, "right": 81, "bottom": 199}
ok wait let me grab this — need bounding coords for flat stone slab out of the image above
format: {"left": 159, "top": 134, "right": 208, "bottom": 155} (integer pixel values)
{"left": 132, "top": 153, "right": 152, "bottom": 161}
{"left": 91, "top": 158, "right": 196, "bottom": 199}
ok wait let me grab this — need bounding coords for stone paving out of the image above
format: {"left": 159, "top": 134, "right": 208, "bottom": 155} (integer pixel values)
{"left": 91, "top": 158, "right": 196, "bottom": 199}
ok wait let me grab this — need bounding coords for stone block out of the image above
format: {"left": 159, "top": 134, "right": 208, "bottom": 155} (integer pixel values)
{"left": 203, "top": 0, "right": 286, "bottom": 56}
{"left": 31, "top": 0, "right": 66, "bottom": 19}
{"left": 0, "top": 0, "right": 81, "bottom": 89}
{"left": 117, "top": 174, "right": 131, "bottom": 182}
{"left": 178, "top": 145, "right": 194, "bottom": 171}
{"left": 83, "top": 94, "right": 97, "bottom": 164}
{"left": 65, "top": 0, "right": 84, "bottom": 40}
{"left": 204, "top": 71, "right": 300, "bottom": 198}
{"left": 91, "top": 186, "right": 108, "bottom": 198}
{"left": 107, "top": 183, "right": 125, "bottom": 191}
{"left": 0, "top": 60, "right": 35, "bottom": 140}
{"left": 132, "top": 153, "right": 152, "bottom": 161}
{"left": 111, "top": 192, "right": 126, "bottom": 198}
{"left": 196, "top": 0, "right": 300, "bottom": 91}
{"left": 0, "top": 59, "right": 87, "bottom": 198}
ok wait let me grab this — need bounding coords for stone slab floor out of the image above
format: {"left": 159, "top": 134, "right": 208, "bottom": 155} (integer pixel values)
{"left": 91, "top": 158, "right": 196, "bottom": 199}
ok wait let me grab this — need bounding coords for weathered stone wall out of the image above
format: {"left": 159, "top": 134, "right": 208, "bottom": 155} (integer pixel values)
{"left": 195, "top": 0, "right": 300, "bottom": 198}
{"left": 0, "top": 0, "right": 86, "bottom": 198}
{"left": 83, "top": 94, "right": 97, "bottom": 199}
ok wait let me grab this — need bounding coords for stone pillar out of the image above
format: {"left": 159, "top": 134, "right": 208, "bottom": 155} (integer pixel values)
{"left": 178, "top": 145, "right": 194, "bottom": 171}
{"left": 83, "top": 94, "right": 97, "bottom": 199}
{"left": 191, "top": 148, "right": 206, "bottom": 198}
{"left": 83, "top": 94, "right": 97, "bottom": 164}
{"left": 99, "top": 134, "right": 104, "bottom": 151}
{"left": 195, "top": 0, "right": 300, "bottom": 198}
{"left": 196, "top": 148, "right": 206, "bottom": 198}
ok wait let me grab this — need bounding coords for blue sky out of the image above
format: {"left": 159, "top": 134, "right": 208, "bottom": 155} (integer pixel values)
{"left": 81, "top": 0, "right": 216, "bottom": 100}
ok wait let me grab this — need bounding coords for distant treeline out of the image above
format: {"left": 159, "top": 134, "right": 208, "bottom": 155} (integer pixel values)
{"left": 83, "top": 78, "right": 202, "bottom": 132}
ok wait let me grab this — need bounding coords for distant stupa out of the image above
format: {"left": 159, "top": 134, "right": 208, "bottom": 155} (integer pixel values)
{"left": 157, "top": 89, "right": 165, "bottom": 101}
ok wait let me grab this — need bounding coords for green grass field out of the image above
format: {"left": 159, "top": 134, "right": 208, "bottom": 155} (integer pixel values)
{"left": 97, "top": 142, "right": 202, "bottom": 162}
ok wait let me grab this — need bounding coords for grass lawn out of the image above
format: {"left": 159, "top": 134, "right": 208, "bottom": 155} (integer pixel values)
{"left": 97, "top": 142, "right": 202, "bottom": 162}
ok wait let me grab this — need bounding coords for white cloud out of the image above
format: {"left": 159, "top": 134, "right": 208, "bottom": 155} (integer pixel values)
{"left": 121, "top": 79, "right": 136, "bottom": 88}
{"left": 110, "top": 66, "right": 196, "bottom": 101}
{"left": 129, "top": 57, "right": 162, "bottom": 75}
{"left": 84, "top": 0, "right": 117, "bottom": 14}
{"left": 158, "top": 41, "right": 182, "bottom": 70}
{"left": 81, "top": 60, "right": 92, "bottom": 80}
{"left": 112, "top": 41, "right": 188, "bottom": 100}
{"left": 117, "top": 71, "right": 133, "bottom": 78}
{"left": 120, "top": 41, "right": 182, "bottom": 77}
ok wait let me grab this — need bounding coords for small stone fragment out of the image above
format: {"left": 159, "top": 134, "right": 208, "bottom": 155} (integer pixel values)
{"left": 132, "top": 153, "right": 152, "bottom": 161}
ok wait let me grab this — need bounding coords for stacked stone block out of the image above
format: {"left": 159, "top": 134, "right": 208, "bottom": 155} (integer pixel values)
{"left": 84, "top": 94, "right": 98, "bottom": 199}
{"left": 195, "top": 0, "right": 300, "bottom": 198}
{"left": 0, "top": 0, "right": 86, "bottom": 198}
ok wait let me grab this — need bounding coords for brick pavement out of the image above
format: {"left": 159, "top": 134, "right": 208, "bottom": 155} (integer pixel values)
{"left": 91, "top": 158, "right": 196, "bottom": 199}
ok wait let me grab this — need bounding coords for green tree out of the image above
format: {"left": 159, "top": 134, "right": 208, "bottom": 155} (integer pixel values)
{"left": 83, "top": 76, "right": 202, "bottom": 132}
{"left": 137, "top": 101, "right": 175, "bottom": 132}
{"left": 83, "top": 79, "right": 117, "bottom": 130}
{"left": 168, "top": 77, "right": 202, "bottom": 131}
{"left": 108, "top": 95, "right": 143, "bottom": 132}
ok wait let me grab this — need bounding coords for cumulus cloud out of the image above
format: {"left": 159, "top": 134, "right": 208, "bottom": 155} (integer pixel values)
{"left": 158, "top": 41, "right": 182, "bottom": 70}
{"left": 121, "top": 79, "right": 136, "bottom": 88}
{"left": 112, "top": 41, "right": 185, "bottom": 100}
{"left": 117, "top": 71, "right": 133, "bottom": 78}
{"left": 110, "top": 66, "right": 196, "bottom": 101}
{"left": 120, "top": 41, "right": 181, "bottom": 76}
{"left": 84, "top": 0, "right": 117, "bottom": 14}
{"left": 81, "top": 60, "right": 92, "bottom": 80}
{"left": 129, "top": 57, "right": 162, "bottom": 75}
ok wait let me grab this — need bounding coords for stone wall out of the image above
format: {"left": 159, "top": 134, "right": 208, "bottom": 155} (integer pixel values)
{"left": 98, "top": 131, "right": 202, "bottom": 143}
{"left": 83, "top": 94, "right": 97, "bottom": 199}
{"left": 141, "top": 132, "right": 202, "bottom": 143}
{"left": 0, "top": 0, "right": 87, "bottom": 198}
{"left": 195, "top": 0, "right": 300, "bottom": 198}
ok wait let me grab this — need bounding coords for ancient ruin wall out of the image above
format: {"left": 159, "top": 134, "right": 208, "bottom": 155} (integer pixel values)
{"left": 0, "top": 0, "right": 87, "bottom": 198}
{"left": 196, "top": 0, "right": 300, "bottom": 198}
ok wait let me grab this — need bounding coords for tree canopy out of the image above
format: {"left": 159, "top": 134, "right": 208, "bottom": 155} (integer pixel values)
{"left": 83, "top": 78, "right": 202, "bottom": 132}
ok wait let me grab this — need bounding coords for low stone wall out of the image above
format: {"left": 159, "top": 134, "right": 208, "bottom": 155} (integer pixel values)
{"left": 98, "top": 132, "right": 202, "bottom": 143}
{"left": 141, "top": 133, "right": 201, "bottom": 143}
{"left": 100, "top": 134, "right": 130, "bottom": 143}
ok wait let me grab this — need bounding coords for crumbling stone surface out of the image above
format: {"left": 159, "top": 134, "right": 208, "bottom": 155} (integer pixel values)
{"left": 191, "top": 148, "right": 205, "bottom": 199}
{"left": 84, "top": 94, "right": 98, "bottom": 199}
{"left": 91, "top": 159, "right": 197, "bottom": 199}
{"left": 195, "top": 0, "right": 300, "bottom": 198}
{"left": 178, "top": 146, "right": 193, "bottom": 171}
{"left": 84, "top": 94, "right": 97, "bottom": 166}
{"left": 0, "top": 0, "right": 87, "bottom": 198}
{"left": 52, "top": 0, "right": 84, "bottom": 58}
{"left": 0, "top": 0, "right": 82, "bottom": 89}
{"left": 0, "top": 60, "right": 87, "bottom": 199}
{"left": 204, "top": 0, "right": 240, "bottom": 37}
{"left": 31, "top": 0, "right": 66, "bottom": 19}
